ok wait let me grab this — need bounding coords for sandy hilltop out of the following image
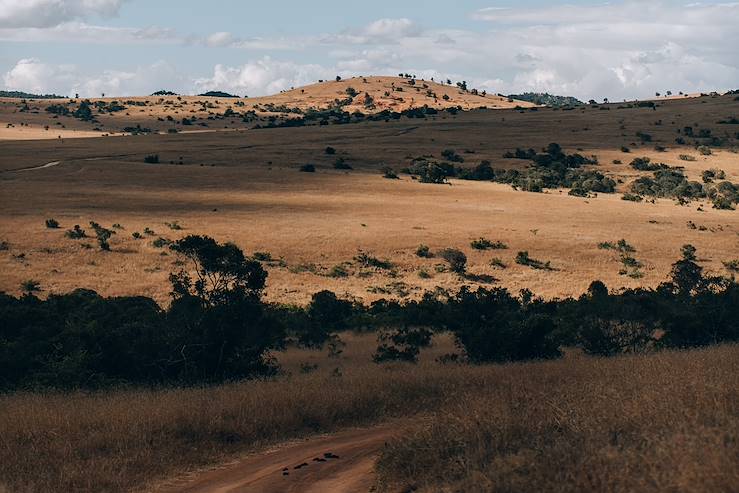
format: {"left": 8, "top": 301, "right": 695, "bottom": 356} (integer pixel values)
{"left": 0, "top": 76, "right": 535, "bottom": 140}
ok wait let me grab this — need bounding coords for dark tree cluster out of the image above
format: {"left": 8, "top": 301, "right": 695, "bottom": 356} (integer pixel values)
{"left": 1, "top": 236, "right": 281, "bottom": 389}
{"left": 459, "top": 143, "right": 613, "bottom": 194}
{"left": 1, "top": 242, "right": 736, "bottom": 389}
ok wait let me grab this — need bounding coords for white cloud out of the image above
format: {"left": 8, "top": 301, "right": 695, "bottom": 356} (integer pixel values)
{"left": 205, "top": 31, "right": 234, "bottom": 48}
{"left": 0, "top": 0, "right": 125, "bottom": 28}
{"left": 2, "top": 58, "right": 186, "bottom": 97}
{"left": 3, "top": 58, "right": 77, "bottom": 94}
{"left": 0, "top": 22, "right": 175, "bottom": 43}
{"left": 362, "top": 18, "right": 420, "bottom": 39}
{"left": 2, "top": 4, "right": 738, "bottom": 101}
{"left": 193, "top": 57, "right": 331, "bottom": 97}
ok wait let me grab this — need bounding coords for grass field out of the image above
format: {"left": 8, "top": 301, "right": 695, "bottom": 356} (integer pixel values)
{"left": 1, "top": 93, "right": 737, "bottom": 304}
{"left": 0, "top": 335, "right": 735, "bottom": 492}
{"left": 1, "top": 86, "right": 738, "bottom": 492}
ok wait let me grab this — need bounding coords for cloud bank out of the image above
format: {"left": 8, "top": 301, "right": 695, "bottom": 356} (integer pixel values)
{"left": 2, "top": 1, "right": 737, "bottom": 100}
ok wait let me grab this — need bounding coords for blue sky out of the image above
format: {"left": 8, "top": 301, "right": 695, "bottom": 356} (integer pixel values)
{"left": 1, "top": 0, "right": 738, "bottom": 100}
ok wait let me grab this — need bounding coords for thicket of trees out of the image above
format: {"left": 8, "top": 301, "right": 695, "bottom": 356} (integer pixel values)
{"left": 405, "top": 143, "right": 614, "bottom": 195}
{"left": 1, "top": 237, "right": 736, "bottom": 390}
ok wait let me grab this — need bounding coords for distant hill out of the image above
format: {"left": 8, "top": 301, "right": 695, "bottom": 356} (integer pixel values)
{"left": 0, "top": 90, "right": 65, "bottom": 99}
{"left": 507, "top": 92, "right": 583, "bottom": 107}
{"left": 198, "top": 91, "right": 239, "bottom": 98}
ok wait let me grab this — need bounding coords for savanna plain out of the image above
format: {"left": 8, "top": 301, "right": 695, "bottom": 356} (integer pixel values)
{"left": 0, "top": 79, "right": 738, "bottom": 492}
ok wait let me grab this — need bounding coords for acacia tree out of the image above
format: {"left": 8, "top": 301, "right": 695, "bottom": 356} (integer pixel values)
{"left": 169, "top": 235, "right": 267, "bottom": 305}
{"left": 166, "top": 235, "right": 280, "bottom": 381}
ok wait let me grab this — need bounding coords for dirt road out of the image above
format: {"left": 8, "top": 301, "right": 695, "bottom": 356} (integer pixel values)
{"left": 154, "top": 424, "right": 401, "bottom": 493}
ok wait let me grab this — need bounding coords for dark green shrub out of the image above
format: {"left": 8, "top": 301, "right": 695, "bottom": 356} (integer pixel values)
{"left": 89, "top": 221, "right": 115, "bottom": 251}
{"left": 354, "top": 251, "right": 393, "bottom": 270}
{"left": 580, "top": 319, "right": 655, "bottom": 356}
{"left": 470, "top": 238, "right": 507, "bottom": 250}
{"left": 416, "top": 244, "right": 432, "bottom": 258}
{"left": 373, "top": 326, "right": 432, "bottom": 363}
{"left": 441, "top": 149, "right": 464, "bottom": 163}
{"left": 439, "top": 248, "right": 467, "bottom": 273}
{"left": 152, "top": 237, "right": 171, "bottom": 248}
{"left": 45, "top": 218, "right": 60, "bottom": 229}
{"left": 333, "top": 158, "right": 352, "bottom": 169}
{"left": 299, "top": 291, "right": 354, "bottom": 348}
{"left": 712, "top": 196, "right": 735, "bottom": 210}
{"left": 382, "top": 167, "right": 399, "bottom": 179}
{"left": 630, "top": 157, "right": 668, "bottom": 171}
{"left": 144, "top": 154, "right": 159, "bottom": 164}
{"left": 299, "top": 164, "right": 316, "bottom": 172}
{"left": 252, "top": 252, "right": 272, "bottom": 262}
{"left": 65, "top": 225, "right": 86, "bottom": 239}
{"left": 328, "top": 264, "right": 349, "bottom": 278}
{"left": 20, "top": 280, "right": 41, "bottom": 294}
{"left": 490, "top": 258, "right": 507, "bottom": 269}
{"left": 702, "top": 168, "right": 725, "bottom": 182}
{"left": 515, "top": 251, "right": 553, "bottom": 270}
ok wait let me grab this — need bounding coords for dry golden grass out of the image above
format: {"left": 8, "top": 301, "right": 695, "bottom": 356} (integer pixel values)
{"left": 0, "top": 76, "right": 529, "bottom": 140}
{"left": 0, "top": 93, "right": 737, "bottom": 304}
{"left": 376, "top": 344, "right": 739, "bottom": 493}
{"left": 0, "top": 335, "right": 735, "bottom": 492}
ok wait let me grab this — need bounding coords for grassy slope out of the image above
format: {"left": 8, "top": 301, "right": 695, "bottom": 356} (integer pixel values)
{"left": 0, "top": 76, "right": 532, "bottom": 139}
{"left": 376, "top": 345, "right": 739, "bottom": 492}
{"left": 0, "top": 335, "right": 736, "bottom": 492}
{"left": 0, "top": 94, "right": 737, "bottom": 304}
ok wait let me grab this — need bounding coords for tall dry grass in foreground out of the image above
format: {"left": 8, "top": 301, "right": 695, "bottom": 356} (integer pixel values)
{"left": 0, "top": 336, "right": 736, "bottom": 492}
{"left": 376, "top": 344, "right": 739, "bottom": 493}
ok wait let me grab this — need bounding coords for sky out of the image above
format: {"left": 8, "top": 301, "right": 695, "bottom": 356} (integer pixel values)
{"left": 1, "top": 0, "right": 738, "bottom": 101}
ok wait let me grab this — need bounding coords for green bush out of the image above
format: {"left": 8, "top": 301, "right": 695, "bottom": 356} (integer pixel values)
{"left": 45, "top": 218, "right": 60, "bottom": 229}
{"left": 439, "top": 248, "right": 467, "bottom": 273}
{"left": 252, "top": 251, "right": 272, "bottom": 262}
{"left": 621, "top": 193, "right": 643, "bottom": 202}
{"left": 515, "top": 251, "right": 553, "bottom": 270}
{"left": 65, "top": 225, "right": 86, "bottom": 239}
{"left": 416, "top": 244, "right": 432, "bottom": 258}
{"left": 354, "top": 251, "right": 393, "bottom": 270}
{"left": 152, "top": 237, "right": 171, "bottom": 248}
{"left": 20, "top": 280, "right": 41, "bottom": 294}
{"left": 490, "top": 257, "right": 507, "bottom": 269}
{"left": 470, "top": 238, "right": 507, "bottom": 250}
{"left": 382, "top": 167, "right": 399, "bottom": 179}
{"left": 333, "top": 158, "right": 352, "bottom": 169}
{"left": 328, "top": 264, "right": 349, "bottom": 278}
{"left": 441, "top": 149, "right": 464, "bottom": 163}
{"left": 89, "top": 221, "right": 115, "bottom": 251}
